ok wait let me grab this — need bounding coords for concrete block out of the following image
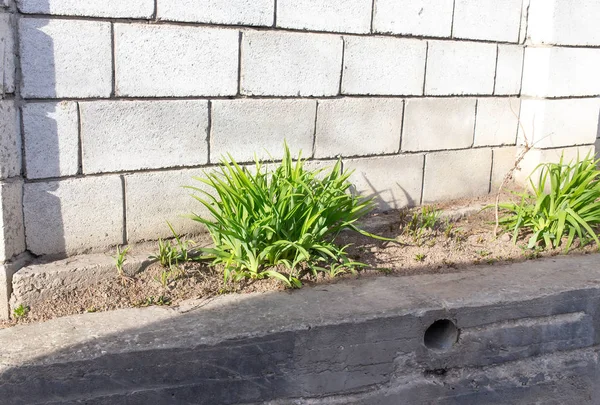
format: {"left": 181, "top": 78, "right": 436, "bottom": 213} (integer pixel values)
{"left": 521, "top": 47, "right": 600, "bottom": 98}
{"left": 80, "top": 100, "right": 209, "bottom": 174}
{"left": 474, "top": 98, "right": 520, "bottom": 147}
{"left": 315, "top": 98, "right": 403, "bottom": 158}
{"left": 0, "top": 254, "right": 28, "bottom": 320}
{"left": 516, "top": 145, "right": 596, "bottom": 185}
{"left": 345, "top": 154, "right": 424, "bottom": 210}
{"left": 23, "top": 176, "right": 123, "bottom": 256}
{"left": 0, "top": 13, "right": 15, "bottom": 94}
{"left": 491, "top": 147, "right": 518, "bottom": 190}
{"left": 241, "top": 31, "right": 342, "bottom": 97}
{"left": 115, "top": 24, "right": 238, "bottom": 97}
{"left": 211, "top": 99, "right": 316, "bottom": 163}
{"left": 495, "top": 45, "right": 524, "bottom": 95}
{"left": 0, "top": 100, "right": 20, "bottom": 179}
{"left": 157, "top": 0, "right": 273, "bottom": 26}
{"left": 17, "top": 0, "right": 154, "bottom": 18}
{"left": 528, "top": 0, "right": 600, "bottom": 46}
{"left": 125, "top": 169, "right": 212, "bottom": 243}
{"left": 22, "top": 101, "right": 79, "bottom": 179}
{"left": 19, "top": 18, "right": 112, "bottom": 98}
{"left": 426, "top": 41, "right": 496, "bottom": 95}
{"left": 0, "top": 179, "right": 25, "bottom": 262}
{"left": 518, "top": 99, "right": 600, "bottom": 149}
{"left": 342, "top": 36, "right": 426, "bottom": 96}
{"left": 423, "top": 149, "right": 492, "bottom": 202}
{"left": 277, "top": 0, "right": 372, "bottom": 34}
{"left": 373, "top": 0, "right": 453, "bottom": 37}
{"left": 402, "top": 98, "right": 476, "bottom": 152}
{"left": 453, "top": 0, "right": 522, "bottom": 43}
{"left": 10, "top": 250, "right": 152, "bottom": 313}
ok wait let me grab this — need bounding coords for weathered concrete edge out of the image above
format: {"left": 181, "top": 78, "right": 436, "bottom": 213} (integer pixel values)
{"left": 2, "top": 253, "right": 600, "bottom": 367}
{"left": 7, "top": 205, "right": 485, "bottom": 317}
{"left": 8, "top": 247, "right": 157, "bottom": 312}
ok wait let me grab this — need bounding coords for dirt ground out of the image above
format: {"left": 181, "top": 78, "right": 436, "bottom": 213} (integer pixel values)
{"left": 2, "top": 193, "right": 598, "bottom": 329}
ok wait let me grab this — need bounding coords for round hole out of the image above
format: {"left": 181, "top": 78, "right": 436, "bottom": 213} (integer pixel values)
{"left": 424, "top": 319, "right": 459, "bottom": 350}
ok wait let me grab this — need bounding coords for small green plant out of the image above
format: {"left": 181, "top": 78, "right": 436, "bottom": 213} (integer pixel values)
{"left": 112, "top": 246, "right": 131, "bottom": 282}
{"left": 13, "top": 304, "right": 29, "bottom": 319}
{"left": 443, "top": 220, "right": 454, "bottom": 239}
{"left": 378, "top": 267, "right": 394, "bottom": 275}
{"left": 187, "top": 144, "right": 383, "bottom": 287}
{"left": 404, "top": 206, "right": 441, "bottom": 243}
{"left": 476, "top": 250, "right": 491, "bottom": 257}
{"left": 497, "top": 154, "right": 600, "bottom": 252}
{"left": 151, "top": 222, "right": 195, "bottom": 267}
{"left": 154, "top": 268, "right": 172, "bottom": 288}
{"left": 311, "top": 258, "right": 367, "bottom": 279}
{"left": 414, "top": 253, "right": 426, "bottom": 262}
{"left": 137, "top": 296, "right": 171, "bottom": 307}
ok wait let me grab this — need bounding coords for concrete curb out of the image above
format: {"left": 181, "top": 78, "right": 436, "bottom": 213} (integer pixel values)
{"left": 7, "top": 206, "right": 484, "bottom": 315}
{"left": 1, "top": 254, "right": 599, "bottom": 404}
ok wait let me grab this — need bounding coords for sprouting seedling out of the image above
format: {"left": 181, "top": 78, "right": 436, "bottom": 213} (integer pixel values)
{"left": 13, "top": 304, "right": 29, "bottom": 320}
{"left": 113, "top": 245, "right": 133, "bottom": 284}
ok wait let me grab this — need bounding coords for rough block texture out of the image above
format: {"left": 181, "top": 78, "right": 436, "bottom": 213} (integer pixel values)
{"left": 241, "top": 31, "right": 342, "bottom": 97}
{"left": 0, "top": 100, "right": 20, "bottom": 179}
{"left": 518, "top": 99, "right": 600, "bottom": 149}
{"left": 80, "top": 100, "right": 209, "bottom": 174}
{"left": 491, "top": 147, "right": 517, "bottom": 190}
{"left": 474, "top": 98, "right": 520, "bottom": 147}
{"left": 495, "top": 45, "right": 524, "bottom": 95}
{"left": 17, "top": 0, "right": 154, "bottom": 18}
{"left": 315, "top": 98, "right": 403, "bottom": 158}
{"left": 453, "top": 0, "right": 522, "bottom": 43}
{"left": 423, "top": 149, "right": 492, "bottom": 202}
{"left": 0, "top": 179, "right": 24, "bottom": 262}
{"left": 115, "top": 24, "right": 239, "bottom": 97}
{"left": 0, "top": 255, "right": 28, "bottom": 320}
{"left": 3, "top": 255, "right": 600, "bottom": 403}
{"left": 10, "top": 250, "right": 153, "bottom": 311}
{"left": 23, "top": 176, "right": 123, "bottom": 256}
{"left": 157, "top": 0, "right": 274, "bottom": 26}
{"left": 125, "top": 169, "right": 211, "bottom": 243}
{"left": 372, "top": 0, "right": 453, "bottom": 38}
{"left": 276, "top": 0, "right": 372, "bottom": 34}
{"left": 402, "top": 98, "right": 476, "bottom": 152}
{"left": 22, "top": 101, "right": 79, "bottom": 179}
{"left": 211, "top": 99, "right": 315, "bottom": 163}
{"left": 522, "top": 47, "right": 600, "bottom": 98}
{"left": 528, "top": 0, "right": 600, "bottom": 46}
{"left": 426, "top": 41, "right": 497, "bottom": 95}
{"left": 516, "top": 145, "right": 596, "bottom": 185}
{"left": 342, "top": 37, "right": 426, "bottom": 96}
{"left": 19, "top": 18, "right": 112, "bottom": 98}
{"left": 0, "top": 13, "right": 15, "bottom": 94}
{"left": 345, "top": 154, "right": 424, "bottom": 209}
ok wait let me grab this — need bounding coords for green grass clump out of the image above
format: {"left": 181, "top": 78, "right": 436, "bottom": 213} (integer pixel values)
{"left": 498, "top": 154, "right": 600, "bottom": 252}
{"left": 13, "top": 304, "right": 29, "bottom": 319}
{"left": 187, "top": 144, "right": 380, "bottom": 287}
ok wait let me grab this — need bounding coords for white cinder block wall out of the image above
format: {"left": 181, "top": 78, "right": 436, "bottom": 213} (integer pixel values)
{"left": 0, "top": 1, "right": 598, "bottom": 277}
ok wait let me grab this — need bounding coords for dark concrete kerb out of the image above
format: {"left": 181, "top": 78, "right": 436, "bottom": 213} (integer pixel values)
{"left": 1, "top": 254, "right": 600, "bottom": 404}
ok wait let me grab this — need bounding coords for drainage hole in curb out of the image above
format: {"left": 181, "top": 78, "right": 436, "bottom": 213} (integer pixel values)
{"left": 424, "top": 319, "right": 459, "bottom": 350}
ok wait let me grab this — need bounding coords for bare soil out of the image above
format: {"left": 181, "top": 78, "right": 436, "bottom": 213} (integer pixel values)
{"left": 2, "top": 193, "right": 598, "bottom": 329}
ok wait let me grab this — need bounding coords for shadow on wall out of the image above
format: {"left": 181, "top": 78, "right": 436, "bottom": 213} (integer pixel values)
{"left": 20, "top": 9, "right": 66, "bottom": 258}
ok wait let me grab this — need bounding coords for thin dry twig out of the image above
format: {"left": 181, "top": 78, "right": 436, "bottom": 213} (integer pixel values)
{"left": 493, "top": 101, "right": 532, "bottom": 237}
